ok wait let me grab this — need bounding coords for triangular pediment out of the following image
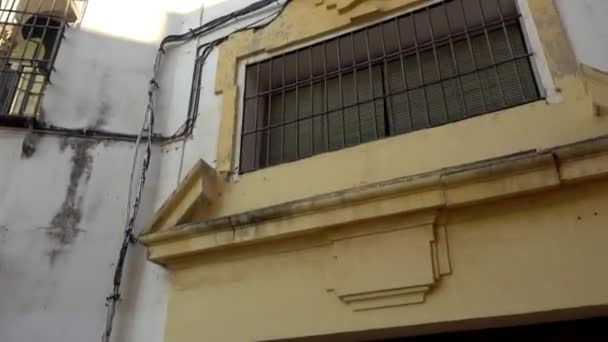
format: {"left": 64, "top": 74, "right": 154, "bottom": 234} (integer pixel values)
{"left": 141, "top": 159, "right": 217, "bottom": 235}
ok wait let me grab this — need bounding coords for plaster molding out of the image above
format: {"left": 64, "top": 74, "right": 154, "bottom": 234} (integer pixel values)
{"left": 141, "top": 136, "right": 608, "bottom": 265}
{"left": 142, "top": 159, "right": 218, "bottom": 235}
{"left": 325, "top": 216, "right": 451, "bottom": 311}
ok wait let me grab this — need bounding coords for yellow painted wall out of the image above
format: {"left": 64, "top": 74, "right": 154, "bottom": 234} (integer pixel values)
{"left": 166, "top": 180, "right": 608, "bottom": 341}
{"left": 141, "top": 1, "right": 608, "bottom": 341}
{"left": 188, "top": 0, "right": 608, "bottom": 222}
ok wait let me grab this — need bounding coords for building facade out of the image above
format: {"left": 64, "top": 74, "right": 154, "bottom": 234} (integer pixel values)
{"left": 1, "top": 0, "right": 607, "bottom": 341}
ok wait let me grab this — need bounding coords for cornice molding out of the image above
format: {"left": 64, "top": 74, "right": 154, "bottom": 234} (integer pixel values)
{"left": 141, "top": 136, "right": 608, "bottom": 265}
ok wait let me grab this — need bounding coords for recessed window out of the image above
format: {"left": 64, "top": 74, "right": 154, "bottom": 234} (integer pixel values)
{"left": 240, "top": 0, "right": 540, "bottom": 173}
{"left": 0, "top": 0, "right": 77, "bottom": 126}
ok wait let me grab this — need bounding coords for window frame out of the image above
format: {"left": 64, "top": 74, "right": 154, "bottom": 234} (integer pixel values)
{"left": 0, "top": 0, "right": 80, "bottom": 127}
{"left": 233, "top": 0, "right": 556, "bottom": 178}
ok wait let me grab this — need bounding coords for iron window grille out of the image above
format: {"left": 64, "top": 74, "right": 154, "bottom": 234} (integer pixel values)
{"left": 0, "top": 0, "right": 75, "bottom": 125}
{"left": 240, "top": 0, "right": 540, "bottom": 173}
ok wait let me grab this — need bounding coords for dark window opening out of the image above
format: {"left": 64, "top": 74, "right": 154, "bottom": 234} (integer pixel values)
{"left": 375, "top": 317, "right": 608, "bottom": 341}
{"left": 240, "top": 0, "right": 540, "bottom": 173}
{"left": 0, "top": 1, "right": 71, "bottom": 124}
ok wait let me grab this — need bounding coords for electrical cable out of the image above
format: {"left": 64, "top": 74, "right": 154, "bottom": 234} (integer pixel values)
{"left": 101, "top": 1, "right": 290, "bottom": 341}
{"left": 167, "top": 0, "right": 287, "bottom": 141}
{"left": 17, "top": 0, "right": 286, "bottom": 143}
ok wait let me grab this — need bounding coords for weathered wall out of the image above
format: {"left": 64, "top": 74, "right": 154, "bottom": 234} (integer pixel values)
{"left": 143, "top": 0, "right": 608, "bottom": 341}
{"left": 176, "top": 0, "right": 607, "bottom": 220}
{"left": 166, "top": 179, "right": 608, "bottom": 342}
{"left": 0, "top": 0, "right": 202, "bottom": 341}
{"left": 0, "top": 0, "right": 284, "bottom": 340}
{"left": 1, "top": 0, "right": 607, "bottom": 341}
{"left": 155, "top": 0, "right": 285, "bottom": 205}
{"left": 0, "top": 133, "right": 167, "bottom": 342}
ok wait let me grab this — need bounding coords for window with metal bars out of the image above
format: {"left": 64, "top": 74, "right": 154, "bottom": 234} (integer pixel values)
{"left": 240, "top": 0, "right": 540, "bottom": 173}
{"left": 0, "top": 0, "right": 78, "bottom": 125}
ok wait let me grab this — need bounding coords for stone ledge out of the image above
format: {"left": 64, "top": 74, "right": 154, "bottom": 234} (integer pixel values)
{"left": 140, "top": 136, "right": 608, "bottom": 265}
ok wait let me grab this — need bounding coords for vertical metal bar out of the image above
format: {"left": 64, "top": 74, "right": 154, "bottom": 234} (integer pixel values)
{"left": 251, "top": 63, "right": 260, "bottom": 171}
{"left": 295, "top": 51, "right": 300, "bottom": 159}
{"left": 29, "top": 0, "right": 59, "bottom": 117}
{"left": 265, "top": 61, "right": 272, "bottom": 168}
{"left": 426, "top": 6, "right": 449, "bottom": 124}
{"left": 33, "top": 0, "right": 59, "bottom": 66}
{"left": 37, "top": 0, "right": 59, "bottom": 68}
{"left": 322, "top": 41, "right": 329, "bottom": 151}
{"left": 281, "top": 54, "right": 286, "bottom": 163}
{"left": 364, "top": 28, "right": 381, "bottom": 137}
{"left": 410, "top": 12, "right": 431, "bottom": 128}
{"left": 17, "top": 64, "right": 35, "bottom": 115}
{"left": 45, "top": 18, "right": 64, "bottom": 80}
{"left": 4, "top": 0, "right": 31, "bottom": 115}
{"left": 394, "top": 17, "right": 414, "bottom": 132}
{"left": 378, "top": 24, "right": 392, "bottom": 137}
{"left": 309, "top": 46, "right": 314, "bottom": 154}
{"left": 0, "top": 0, "right": 19, "bottom": 115}
{"left": 459, "top": 0, "right": 487, "bottom": 113}
{"left": 15, "top": 0, "right": 40, "bottom": 66}
{"left": 496, "top": 0, "right": 526, "bottom": 101}
{"left": 47, "top": 0, "right": 71, "bottom": 78}
{"left": 336, "top": 39, "right": 345, "bottom": 148}
{"left": 15, "top": 0, "right": 43, "bottom": 116}
{"left": 350, "top": 32, "right": 362, "bottom": 144}
{"left": 0, "top": 0, "right": 19, "bottom": 71}
{"left": 476, "top": 0, "right": 506, "bottom": 107}
{"left": 40, "top": 0, "right": 68, "bottom": 82}
{"left": 442, "top": 1, "right": 467, "bottom": 118}
{"left": 0, "top": 0, "right": 21, "bottom": 73}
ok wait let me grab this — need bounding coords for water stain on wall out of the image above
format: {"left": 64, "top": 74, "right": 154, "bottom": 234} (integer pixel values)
{"left": 21, "top": 130, "right": 41, "bottom": 158}
{"left": 45, "top": 138, "right": 98, "bottom": 266}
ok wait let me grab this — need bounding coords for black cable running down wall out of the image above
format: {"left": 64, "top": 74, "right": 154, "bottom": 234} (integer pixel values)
{"left": 21, "top": 0, "right": 289, "bottom": 144}
{"left": 101, "top": 1, "right": 290, "bottom": 342}
{"left": 173, "top": 0, "right": 290, "bottom": 141}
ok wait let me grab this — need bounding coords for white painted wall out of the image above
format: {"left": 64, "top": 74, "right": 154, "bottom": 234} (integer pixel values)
{"left": 0, "top": 0, "right": 279, "bottom": 340}
{"left": 0, "top": 0, "right": 187, "bottom": 341}
{"left": 556, "top": 0, "right": 608, "bottom": 72}
{"left": 1, "top": 0, "right": 606, "bottom": 341}
{"left": 155, "top": 0, "right": 285, "bottom": 202}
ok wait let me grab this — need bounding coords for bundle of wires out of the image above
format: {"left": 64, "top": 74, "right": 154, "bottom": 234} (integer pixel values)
{"left": 170, "top": 0, "right": 290, "bottom": 139}
{"left": 101, "top": 1, "right": 290, "bottom": 341}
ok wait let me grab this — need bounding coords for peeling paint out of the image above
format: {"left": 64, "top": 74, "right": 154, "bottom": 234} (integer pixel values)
{"left": 529, "top": 0, "right": 578, "bottom": 78}
{"left": 45, "top": 138, "right": 97, "bottom": 266}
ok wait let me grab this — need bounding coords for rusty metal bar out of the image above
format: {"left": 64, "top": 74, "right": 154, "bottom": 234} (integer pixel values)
{"left": 426, "top": 6, "right": 449, "bottom": 124}
{"left": 0, "top": 0, "right": 71, "bottom": 118}
{"left": 241, "top": 53, "right": 533, "bottom": 135}
{"left": 496, "top": 0, "right": 526, "bottom": 102}
{"left": 239, "top": 0, "right": 538, "bottom": 173}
